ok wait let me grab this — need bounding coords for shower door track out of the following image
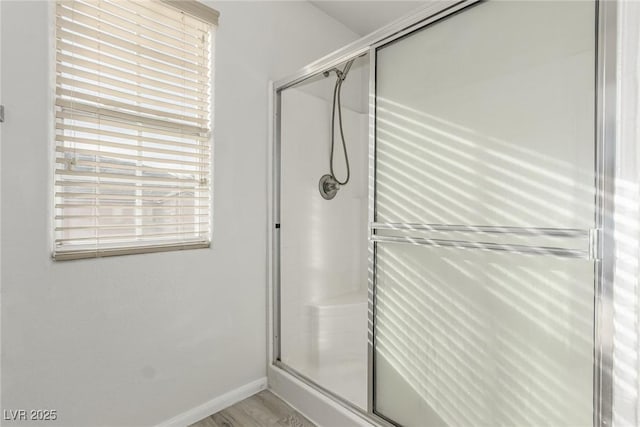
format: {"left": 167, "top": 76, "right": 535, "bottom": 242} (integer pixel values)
{"left": 269, "top": 1, "right": 618, "bottom": 426}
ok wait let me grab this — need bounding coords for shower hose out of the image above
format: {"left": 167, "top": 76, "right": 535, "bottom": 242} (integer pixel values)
{"left": 329, "top": 59, "right": 355, "bottom": 186}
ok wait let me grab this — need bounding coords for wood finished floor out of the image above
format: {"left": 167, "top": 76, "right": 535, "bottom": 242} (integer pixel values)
{"left": 189, "top": 390, "right": 316, "bottom": 427}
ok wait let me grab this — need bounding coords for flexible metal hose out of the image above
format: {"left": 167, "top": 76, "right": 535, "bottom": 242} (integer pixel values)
{"left": 329, "top": 59, "right": 355, "bottom": 186}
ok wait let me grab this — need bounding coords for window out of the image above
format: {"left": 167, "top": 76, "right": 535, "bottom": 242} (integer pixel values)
{"left": 53, "top": 0, "right": 217, "bottom": 260}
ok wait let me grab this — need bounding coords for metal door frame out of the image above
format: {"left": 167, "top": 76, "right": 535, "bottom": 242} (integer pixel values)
{"left": 269, "top": 2, "right": 616, "bottom": 426}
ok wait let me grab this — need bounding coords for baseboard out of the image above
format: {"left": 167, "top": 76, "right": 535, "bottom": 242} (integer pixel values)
{"left": 157, "top": 377, "right": 268, "bottom": 427}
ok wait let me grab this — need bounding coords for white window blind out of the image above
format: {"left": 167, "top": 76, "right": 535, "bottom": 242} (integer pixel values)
{"left": 54, "top": 0, "right": 216, "bottom": 260}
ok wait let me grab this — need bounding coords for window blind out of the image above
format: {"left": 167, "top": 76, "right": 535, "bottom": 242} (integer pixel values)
{"left": 54, "top": 0, "right": 216, "bottom": 260}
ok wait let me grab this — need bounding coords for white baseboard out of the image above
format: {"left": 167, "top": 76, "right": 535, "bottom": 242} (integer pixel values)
{"left": 157, "top": 377, "right": 268, "bottom": 427}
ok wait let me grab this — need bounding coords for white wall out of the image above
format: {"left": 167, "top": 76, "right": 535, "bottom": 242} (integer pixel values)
{"left": 0, "top": 1, "right": 358, "bottom": 426}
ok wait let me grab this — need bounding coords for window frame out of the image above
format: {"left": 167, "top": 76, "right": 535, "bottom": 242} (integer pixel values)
{"left": 51, "top": 0, "right": 218, "bottom": 261}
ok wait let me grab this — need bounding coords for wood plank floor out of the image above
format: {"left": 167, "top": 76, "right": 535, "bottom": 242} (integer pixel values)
{"left": 189, "top": 390, "right": 316, "bottom": 427}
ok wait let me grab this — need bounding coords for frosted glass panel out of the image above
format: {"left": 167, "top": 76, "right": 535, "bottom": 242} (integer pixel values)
{"left": 375, "top": 1, "right": 596, "bottom": 229}
{"left": 374, "top": 243, "right": 594, "bottom": 426}
{"left": 373, "top": 1, "right": 597, "bottom": 426}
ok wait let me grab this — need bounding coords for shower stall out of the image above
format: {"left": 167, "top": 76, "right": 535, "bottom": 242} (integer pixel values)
{"left": 269, "top": 1, "right": 617, "bottom": 426}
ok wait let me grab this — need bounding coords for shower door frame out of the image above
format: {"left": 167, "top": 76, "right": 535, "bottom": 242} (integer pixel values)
{"left": 269, "top": 2, "right": 617, "bottom": 426}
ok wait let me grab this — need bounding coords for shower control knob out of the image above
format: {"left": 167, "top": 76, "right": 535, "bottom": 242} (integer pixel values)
{"left": 319, "top": 174, "right": 340, "bottom": 200}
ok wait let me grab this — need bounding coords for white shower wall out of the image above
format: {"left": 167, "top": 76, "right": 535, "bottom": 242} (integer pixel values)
{"left": 279, "top": 67, "right": 369, "bottom": 408}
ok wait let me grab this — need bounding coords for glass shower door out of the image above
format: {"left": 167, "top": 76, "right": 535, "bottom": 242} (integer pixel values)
{"left": 372, "top": 1, "right": 597, "bottom": 426}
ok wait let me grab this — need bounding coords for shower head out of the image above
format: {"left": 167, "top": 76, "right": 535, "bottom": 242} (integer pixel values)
{"left": 323, "top": 59, "right": 355, "bottom": 81}
{"left": 341, "top": 60, "right": 353, "bottom": 77}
